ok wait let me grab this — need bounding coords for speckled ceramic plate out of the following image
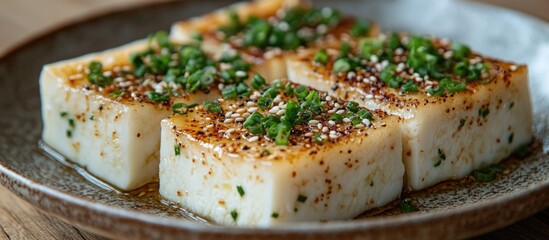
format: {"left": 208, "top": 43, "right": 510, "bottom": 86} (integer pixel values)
{"left": 0, "top": 0, "right": 548, "bottom": 239}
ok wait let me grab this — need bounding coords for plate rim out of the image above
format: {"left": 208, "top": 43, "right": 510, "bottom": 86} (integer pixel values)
{"left": 0, "top": 0, "right": 548, "bottom": 239}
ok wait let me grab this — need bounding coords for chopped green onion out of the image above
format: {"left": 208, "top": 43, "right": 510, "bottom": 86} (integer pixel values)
{"left": 222, "top": 85, "right": 238, "bottom": 99}
{"left": 243, "top": 112, "right": 265, "bottom": 135}
{"left": 275, "top": 123, "right": 291, "bottom": 146}
{"left": 257, "top": 97, "right": 273, "bottom": 109}
{"left": 351, "top": 20, "right": 370, "bottom": 37}
{"left": 236, "top": 185, "right": 245, "bottom": 197}
{"left": 399, "top": 198, "right": 419, "bottom": 213}
{"left": 330, "top": 113, "right": 343, "bottom": 123}
{"left": 230, "top": 209, "right": 238, "bottom": 221}
{"left": 294, "top": 85, "right": 309, "bottom": 100}
{"left": 251, "top": 74, "right": 266, "bottom": 89}
{"left": 451, "top": 42, "right": 471, "bottom": 59}
{"left": 174, "top": 144, "right": 181, "bottom": 156}
{"left": 204, "top": 101, "right": 222, "bottom": 113}
{"left": 313, "top": 49, "right": 329, "bottom": 65}
{"left": 346, "top": 101, "right": 359, "bottom": 113}
{"left": 472, "top": 165, "right": 504, "bottom": 182}
{"left": 147, "top": 91, "right": 169, "bottom": 102}
{"left": 333, "top": 58, "right": 351, "bottom": 73}
{"left": 356, "top": 109, "right": 373, "bottom": 121}
{"left": 401, "top": 81, "right": 419, "bottom": 93}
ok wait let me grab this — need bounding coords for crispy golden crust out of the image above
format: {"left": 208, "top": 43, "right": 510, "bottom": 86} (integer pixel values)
{"left": 167, "top": 80, "right": 397, "bottom": 160}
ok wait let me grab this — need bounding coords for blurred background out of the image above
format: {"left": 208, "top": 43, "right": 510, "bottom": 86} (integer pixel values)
{"left": 0, "top": 0, "right": 547, "bottom": 54}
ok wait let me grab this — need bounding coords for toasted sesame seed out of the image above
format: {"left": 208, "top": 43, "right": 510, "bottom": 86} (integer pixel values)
{"left": 225, "top": 112, "right": 233, "bottom": 118}
{"left": 276, "top": 110, "right": 285, "bottom": 116}
{"left": 231, "top": 113, "right": 241, "bottom": 118}
{"left": 322, "top": 126, "right": 328, "bottom": 133}
{"left": 269, "top": 106, "right": 280, "bottom": 114}
{"left": 235, "top": 117, "right": 245, "bottom": 122}
{"left": 242, "top": 112, "right": 251, "bottom": 118}
{"left": 321, "top": 134, "right": 328, "bottom": 140}
{"left": 248, "top": 107, "right": 258, "bottom": 113}
{"left": 355, "top": 124, "right": 365, "bottom": 128}
{"left": 226, "top": 128, "right": 236, "bottom": 134}
{"left": 236, "top": 108, "right": 246, "bottom": 113}
{"left": 308, "top": 120, "right": 319, "bottom": 125}
{"left": 236, "top": 70, "right": 247, "bottom": 78}
{"left": 247, "top": 101, "right": 255, "bottom": 106}
{"left": 304, "top": 132, "right": 314, "bottom": 137}
{"left": 224, "top": 119, "right": 234, "bottom": 123}
{"left": 328, "top": 120, "right": 336, "bottom": 126}
{"left": 328, "top": 109, "right": 337, "bottom": 114}
{"left": 326, "top": 96, "right": 332, "bottom": 101}
{"left": 248, "top": 136, "right": 259, "bottom": 142}
{"left": 273, "top": 95, "right": 282, "bottom": 104}
{"left": 203, "top": 124, "right": 214, "bottom": 131}
{"left": 336, "top": 109, "right": 345, "bottom": 115}
{"left": 343, "top": 118, "right": 351, "bottom": 123}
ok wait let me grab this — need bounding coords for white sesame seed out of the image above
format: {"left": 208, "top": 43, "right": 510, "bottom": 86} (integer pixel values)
{"left": 395, "top": 48, "right": 404, "bottom": 55}
{"left": 369, "top": 76, "right": 377, "bottom": 82}
{"left": 362, "top": 119, "right": 371, "bottom": 126}
{"left": 329, "top": 134, "right": 339, "bottom": 139}
{"left": 317, "top": 123, "right": 323, "bottom": 129}
{"left": 334, "top": 103, "right": 341, "bottom": 108}
{"left": 226, "top": 128, "right": 235, "bottom": 134}
{"left": 322, "top": 126, "right": 328, "bottom": 133}
{"left": 224, "top": 119, "right": 233, "bottom": 123}
{"left": 326, "top": 96, "right": 332, "bottom": 101}
{"left": 365, "top": 94, "right": 374, "bottom": 99}
{"left": 510, "top": 65, "right": 518, "bottom": 71}
{"left": 236, "top": 108, "right": 246, "bottom": 113}
{"left": 246, "top": 101, "right": 255, "bottom": 106}
{"left": 273, "top": 95, "right": 282, "bottom": 104}
{"left": 236, "top": 70, "right": 247, "bottom": 78}
{"left": 231, "top": 113, "right": 241, "bottom": 118}
{"left": 276, "top": 110, "right": 285, "bottom": 116}
{"left": 235, "top": 117, "right": 245, "bottom": 122}
{"left": 203, "top": 124, "right": 214, "bottom": 131}
{"left": 328, "top": 120, "right": 336, "bottom": 126}
{"left": 343, "top": 118, "right": 351, "bottom": 123}
{"left": 269, "top": 106, "right": 280, "bottom": 114}
{"left": 308, "top": 120, "right": 319, "bottom": 125}
{"left": 370, "top": 55, "right": 379, "bottom": 63}
{"left": 225, "top": 112, "right": 233, "bottom": 118}
{"left": 328, "top": 109, "right": 336, "bottom": 114}
{"left": 248, "top": 107, "right": 258, "bottom": 113}
{"left": 355, "top": 124, "right": 364, "bottom": 128}
{"left": 242, "top": 112, "right": 251, "bottom": 118}
{"left": 321, "top": 134, "right": 328, "bottom": 140}
{"left": 304, "top": 132, "right": 314, "bottom": 137}
{"left": 336, "top": 109, "right": 345, "bottom": 115}
{"left": 443, "top": 51, "right": 453, "bottom": 59}
{"left": 205, "top": 117, "right": 212, "bottom": 121}
{"left": 248, "top": 136, "right": 259, "bottom": 142}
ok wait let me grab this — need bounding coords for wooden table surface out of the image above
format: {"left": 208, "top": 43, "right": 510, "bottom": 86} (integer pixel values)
{"left": 0, "top": 0, "right": 547, "bottom": 239}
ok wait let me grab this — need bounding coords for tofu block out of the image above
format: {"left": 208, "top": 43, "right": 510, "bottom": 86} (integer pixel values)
{"left": 40, "top": 40, "right": 220, "bottom": 190}
{"left": 169, "top": 0, "right": 379, "bottom": 82}
{"left": 286, "top": 35, "right": 533, "bottom": 190}
{"left": 159, "top": 81, "right": 403, "bottom": 226}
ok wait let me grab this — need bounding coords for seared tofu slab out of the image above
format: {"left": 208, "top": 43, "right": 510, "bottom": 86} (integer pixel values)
{"left": 286, "top": 34, "right": 533, "bottom": 190}
{"left": 40, "top": 32, "right": 257, "bottom": 190}
{"left": 160, "top": 80, "right": 403, "bottom": 226}
{"left": 170, "top": 0, "right": 378, "bottom": 81}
